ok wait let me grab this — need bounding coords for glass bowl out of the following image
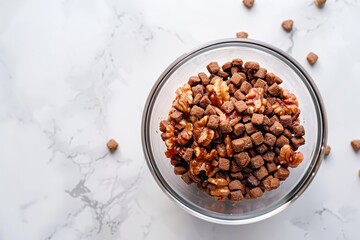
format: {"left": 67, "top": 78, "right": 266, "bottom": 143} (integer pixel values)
{"left": 141, "top": 39, "right": 327, "bottom": 224}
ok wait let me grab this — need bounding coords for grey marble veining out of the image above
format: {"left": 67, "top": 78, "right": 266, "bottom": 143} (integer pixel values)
{"left": 1, "top": 0, "right": 360, "bottom": 239}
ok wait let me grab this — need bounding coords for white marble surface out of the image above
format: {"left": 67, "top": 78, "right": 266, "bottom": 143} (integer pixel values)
{"left": 1, "top": 0, "right": 360, "bottom": 239}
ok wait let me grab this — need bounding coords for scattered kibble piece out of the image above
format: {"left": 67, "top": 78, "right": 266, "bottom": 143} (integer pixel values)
{"left": 351, "top": 140, "right": 360, "bottom": 151}
{"left": 281, "top": 19, "right": 294, "bottom": 32}
{"left": 107, "top": 139, "right": 119, "bottom": 153}
{"left": 243, "top": 0, "right": 254, "bottom": 9}
{"left": 307, "top": 52, "right": 318, "bottom": 65}
{"left": 236, "top": 32, "right": 249, "bottom": 38}
{"left": 324, "top": 145, "right": 331, "bottom": 157}
{"left": 314, "top": 0, "right": 326, "bottom": 8}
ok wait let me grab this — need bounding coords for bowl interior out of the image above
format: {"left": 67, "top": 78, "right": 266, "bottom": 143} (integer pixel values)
{"left": 143, "top": 39, "right": 325, "bottom": 224}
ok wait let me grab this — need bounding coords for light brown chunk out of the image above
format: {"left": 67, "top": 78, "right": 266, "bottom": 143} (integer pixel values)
{"left": 280, "top": 115, "right": 292, "bottom": 127}
{"left": 253, "top": 166, "right": 268, "bottom": 180}
{"left": 234, "top": 100, "right": 247, "bottom": 113}
{"left": 251, "top": 113, "right": 264, "bottom": 125}
{"left": 219, "top": 120, "right": 232, "bottom": 133}
{"left": 291, "top": 137, "right": 305, "bottom": 149}
{"left": 276, "top": 135, "right": 290, "bottom": 148}
{"left": 199, "top": 95, "right": 212, "bottom": 108}
{"left": 274, "top": 167, "right": 290, "bottom": 180}
{"left": 170, "top": 110, "right": 183, "bottom": 122}
{"left": 234, "top": 152, "right": 251, "bottom": 168}
{"left": 230, "top": 190, "right": 244, "bottom": 201}
{"left": 249, "top": 187, "right": 263, "bottom": 199}
{"left": 245, "top": 122, "right": 258, "bottom": 134}
{"left": 270, "top": 121, "right": 284, "bottom": 136}
{"left": 266, "top": 162, "right": 277, "bottom": 173}
{"left": 159, "top": 120, "right": 170, "bottom": 132}
{"left": 198, "top": 72, "right": 210, "bottom": 85}
{"left": 233, "top": 123, "right": 245, "bottom": 136}
{"left": 205, "top": 105, "right": 217, "bottom": 115}
{"left": 230, "top": 72, "right": 246, "bottom": 86}
{"left": 244, "top": 61, "right": 260, "bottom": 71}
{"left": 207, "top": 61, "right": 220, "bottom": 73}
{"left": 314, "top": 0, "right": 326, "bottom": 8}
{"left": 240, "top": 81, "right": 252, "bottom": 94}
{"left": 107, "top": 139, "right": 119, "bottom": 153}
{"left": 190, "top": 105, "right": 204, "bottom": 118}
{"left": 254, "top": 68, "right": 267, "bottom": 79}
{"left": 262, "top": 151, "right": 275, "bottom": 162}
{"left": 236, "top": 31, "right": 249, "bottom": 38}
{"left": 282, "top": 19, "right": 294, "bottom": 32}
{"left": 232, "top": 139, "right": 245, "bottom": 152}
{"left": 188, "top": 76, "right": 201, "bottom": 86}
{"left": 219, "top": 158, "right": 230, "bottom": 171}
{"left": 293, "top": 125, "right": 305, "bottom": 137}
{"left": 307, "top": 52, "right": 318, "bottom": 65}
{"left": 250, "top": 155, "right": 264, "bottom": 169}
{"left": 242, "top": 0, "right": 254, "bottom": 8}
{"left": 268, "top": 83, "right": 282, "bottom": 96}
{"left": 264, "top": 133, "right": 277, "bottom": 147}
{"left": 234, "top": 89, "right": 246, "bottom": 100}
{"left": 222, "top": 62, "right": 232, "bottom": 71}
{"left": 221, "top": 101, "right": 234, "bottom": 114}
{"left": 207, "top": 115, "right": 220, "bottom": 129}
{"left": 251, "top": 131, "right": 264, "bottom": 146}
{"left": 351, "top": 140, "right": 360, "bottom": 151}
{"left": 181, "top": 148, "right": 194, "bottom": 161}
{"left": 247, "top": 174, "right": 260, "bottom": 187}
{"left": 229, "top": 180, "right": 244, "bottom": 191}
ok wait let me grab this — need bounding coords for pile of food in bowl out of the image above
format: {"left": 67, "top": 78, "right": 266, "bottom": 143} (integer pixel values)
{"left": 159, "top": 58, "right": 305, "bottom": 202}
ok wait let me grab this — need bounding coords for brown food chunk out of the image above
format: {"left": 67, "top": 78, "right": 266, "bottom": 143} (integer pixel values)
{"left": 228, "top": 84, "right": 237, "bottom": 94}
{"left": 256, "top": 144, "right": 268, "bottom": 154}
{"left": 281, "top": 19, "right": 294, "bottom": 32}
{"left": 276, "top": 135, "right": 290, "bottom": 148}
{"left": 229, "top": 180, "right": 244, "bottom": 191}
{"left": 350, "top": 140, "right": 360, "bottom": 151}
{"left": 251, "top": 131, "right": 264, "bottom": 146}
{"left": 291, "top": 137, "right": 305, "bottom": 149}
{"left": 266, "top": 162, "right": 277, "bottom": 173}
{"left": 232, "top": 138, "right": 245, "bottom": 152}
{"left": 240, "top": 81, "right": 252, "bottom": 94}
{"left": 230, "top": 190, "right": 244, "bottom": 201}
{"left": 198, "top": 72, "right": 210, "bottom": 85}
{"left": 270, "top": 121, "right": 284, "bottom": 136}
{"left": 190, "top": 105, "right": 204, "bottom": 118}
{"left": 293, "top": 125, "right": 305, "bottom": 137}
{"left": 243, "top": 0, "right": 254, "bottom": 9}
{"left": 251, "top": 113, "right": 264, "bottom": 125}
{"left": 181, "top": 148, "right": 194, "bottom": 161}
{"left": 219, "top": 158, "right": 230, "bottom": 171}
{"left": 230, "top": 72, "right": 246, "bottom": 86}
{"left": 283, "top": 128, "right": 292, "bottom": 138}
{"left": 268, "top": 83, "right": 282, "bottom": 96}
{"left": 107, "top": 139, "right": 119, "bottom": 153}
{"left": 244, "top": 61, "right": 260, "bottom": 70}
{"left": 253, "top": 166, "right": 268, "bottom": 180}
{"left": 230, "top": 161, "right": 241, "bottom": 172}
{"left": 253, "top": 79, "right": 268, "bottom": 91}
{"left": 270, "top": 178, "right": 280, "bottom": 189}
{"left": 242, "top": 136, "right": 253, "bottom": 149}
{"left": 170, "top": 110, "right": 183, "bottom": 122}
{"left": 250, "top": 155, "right": 264, "bottom": 169}
{"left": 280, "top": 115, "right": 292, "bottom": 127}
{"left": 262, "top": 151, "right": 275, "bottom": 162}
{"left": 193, "top": 93, "right": 202, "bottom": 105}
{"left": 234, "top": 152, "right": 251, "bottom": 168}
{"left": 247, "top": 174, "right": 260, "bottom": 186}
{"left": 230, "top": 172, "right": 244, "bottom": 180}
{"left": 188, "top": 76, "right": 201, "bottom": 86}
{"left": 159, "top": 120, "right": 170, "bottom": 132}
{"left": 207, "top": 61, "right": 220, "bottom": 74}
{"left": 245, "top": 122, "right": 258, "bottom": 135}
{"left": 249, "top": 187, "right": 263, "bottom": 199}
{"left": 174, "top": 166, "right": 187, "bottom": 175}
{"left": 221, "top": 101, "right": 234, "bottom": 114}
{"left": 264, "top": 133, "right": 277, "bottom": 147}
{"left": 234, "top": 89, "right": 246, "bottom": 100}
{"left": 307, "top": 52, "right": 318, "bottom": 65}
{"left": 236, "top": 31, "right": 249, "bottom": 38}
{"left": 205, "top": 105, "right": 217, "bottom": 115}
{"left": 217, "top": 70, "right": 229, "bottom": 79}
{"left": 242, "top": 115, "right": 251, "bottom": 123}
{"left": 234, "top": 100, "right": 248, "bottom": 113}
{"left": 262, "top": 175, "right": 273, "bottom": 191}
{"left": 199, "top": 95, "right": 212, "bottom": 108}
{"left": 314, "top": 0, "right": 326, "bottom": 8}
{"left": 219, "top": 120, "right": 232, "bottom": 133}
{"left": 181, "top": 172, "right": 193, "bottom": 184}
{"left": 191, "top": 84, "right": 204, "bottom": 96}
{"left": 207, "top": 115, "right": 220, "bottom": 129}
{"left": 324, "top": 145, "right": 331, "bottom": 157}
{"left": 254, "top": 68, "right": 267, "bottom": 79}
{"left": 222, "top": 62, "right": 232, "bottom": 71}
{"left": 274, "top": 167, "right": 290, "bottom": 180}
{"left": 233, "top": 123, "right": 245, "bottom": 136}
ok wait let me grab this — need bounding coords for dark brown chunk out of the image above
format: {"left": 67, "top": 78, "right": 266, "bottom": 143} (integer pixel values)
{"left": 230, "top": 190, "right": 244, "bottom": 201}
{"left": 234, "top": 89, "right": 246, "bottom": 100}
{"left": 270, "top": 121, "right": 284, "bottom": 136}
{"left": 217, "top": 70, "right": 229, "bottom": 79}
{"left": 205, "top": 105, "right": 217, "bottom": 115}
{"left": 262, "top": 175, "right": 274, "bottom": 191}
{"left": 251, "top": 113, "right": 264, "bottom": 125}
{"left": 190, "top": 105, "right": 204, "bottom": 118}
{"left": 174, "top": 166, "right": 187, "bottom": 175}
{"left": 230, "top": 172, "right": 244, "bottom": 180}
{"left": 229, "top": 180, "right": 244, "bottom": 191}
{"left": 242, "top": 115, "right": 251, "bottom": 123}
{"left": 293, "top": 125, "right": 305, "bottom": 137}
{"left": 232, "top": 138, "right": 245, "bottom": 152}
{"left": 193, "top": 93, "right": 202, "bottom": 105}
{"left": 270, "top": 178, "right": 280, "bottom": 189}
{"left": 253, "top": 79, "right": 268, "bottom": 90}
{"left": 242, "top": 136, "right": 253, "bottom": 149}
{"left": 268, "top": 83, "right": 282, "bottom": 96}
{"left": 266, "top": 162, "right": 277, "bottom": 173}
{"left": 170, "top": 110, "right": 183, "bottom": 122}
{"left": 283, "top": 128, "right": 292, "bottom": 138}
{"left": 191, "top": 84, "right": 204, "bottom": 96}
{"left": 230, "top": 72, "right": 246, "bottom": 86}
{"left": 219, "top": 158, "right": 230, "bottom": 171}
{"left": 236, "top": 31, "right": 248, "bottom": 38}
{"left": 222, "top": 62, "right": 232, "bottom": 71}
{"left": 243, "top": 0, "right": 254, "bottom": 9}
{"left": 282, "top": 19, "right": 294, "bottom": 32}
{"left": 247, "top": 174, "right": 260, "bottom": 186}
{"left": 249, "top": 187, "right": 263, "bottom": 199}
{"left": 207, "top": 61, "right": 220, "bottom": 74}
{"left": 276, "top": 135, "right": 290, "bottom": 148}
{"left": 250, "top": 155, "right": 264, "bottom": 169}
{"left": 280, "top": 115, "right": 292, "bottom": 127}
{"left": 256, "top": 144, "right": 268, "bottom": 154}
{"left": 251, "top": 131, "right": 264, "bottom": 146}
{"left": 230, "top": 161, "right": 241, "bottom": 172}
{"left": 234, "top": 100, "right": 248, "bottom": 113}
{"left": 207, "top": 115, "right": 220, "bottom": 129}
{"left": 198, "top": 72, "right": 210, "bottom": 85}
{"left": 244, "top": 61, "right": 260, "bottom": 70}
{"left": 219, "top": 120, "right": 232, "bottom": 133}
{"left": 264, "top": 133, "right": 277, "bottom": 147}
{"left": 307, "top": 52, "right": 318, "bottom": 66}
{"left": 233, "top": 123, "right": 245, "bottom": 136}
{"left": 228, "top": 85, "right": 237, "bottom": 95}
{"left": 274, "top": 167, "right": 290, "bottom": 180}
{"left": 234, "top": 152, "right": 251, "bottom": 168}
{"left": 107, "top": 139, "right": 119, "bottom": 153}
{"left": 254, "top": 68, "right": 267, "bottom": 79}
{"left": 188, "top": 76, "right": 201, "bottom": 86}
{"left": 221, "top": 101, "right": 234, "bottom": 113}
{"left": 240, "top": 81, "right": 252, "bottom": 94}
{"left": 253, "top": 166, "right": 268, "bottom": 180}
{"left": 265, "top": 73, "right": 276, "bottom": 85}
{"left": 181, "top": 172, "right": 193, "bottom": 184}
{"left": 262, "top": 151, "right": 275, "bottom": 162}
{"left": 245, "top": 122, "right": 258, "bottom": 134}
{"left": 291, "top": 137, "right": 305, "bottom": 149}
{"left": 199, "top": 95, "right": 212, "bottom": 108}
{"left": 159, "top": 120, "right": 170, "bottom": 132}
